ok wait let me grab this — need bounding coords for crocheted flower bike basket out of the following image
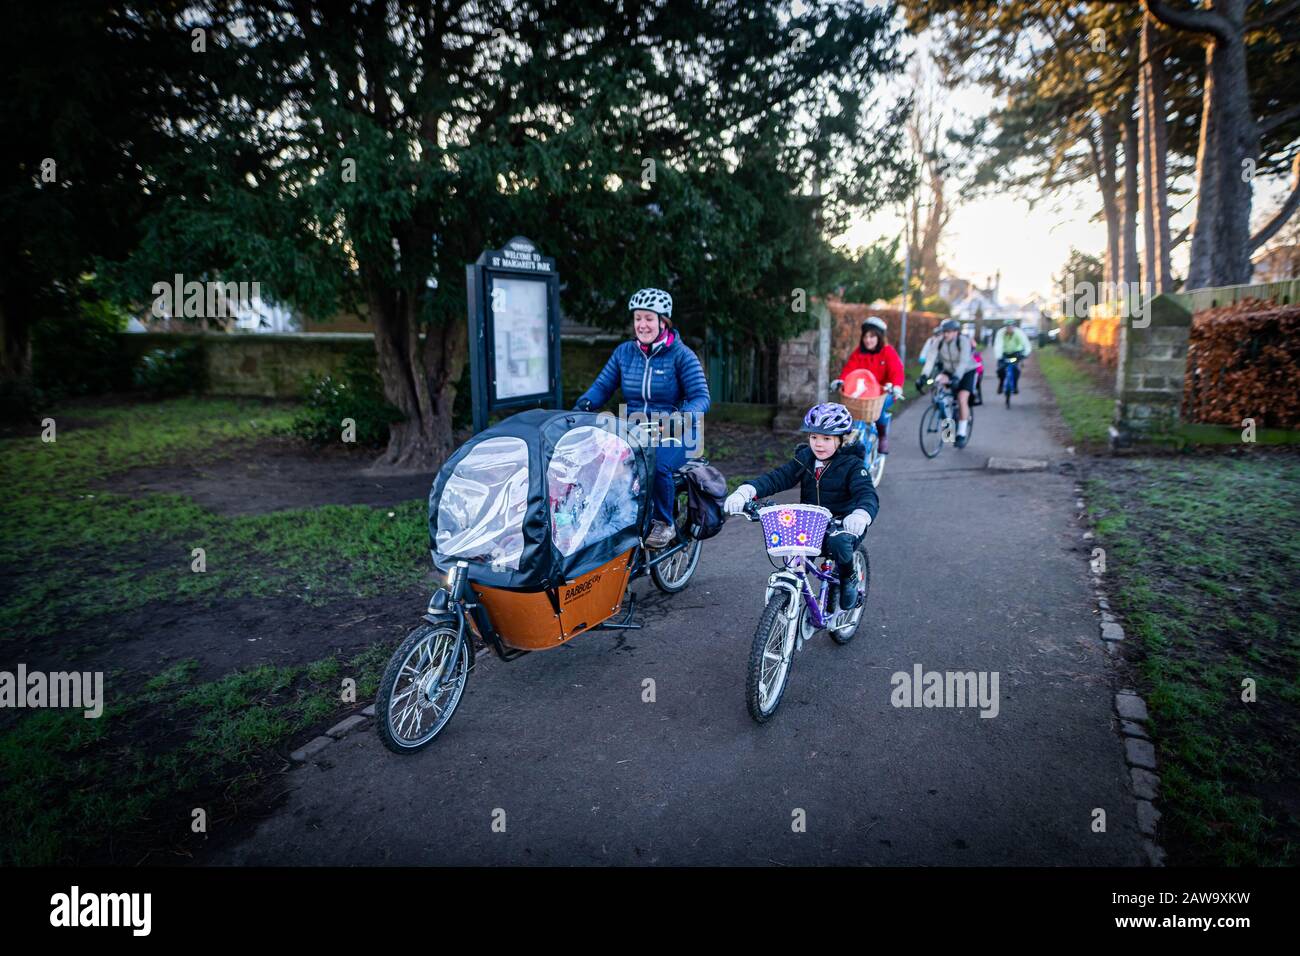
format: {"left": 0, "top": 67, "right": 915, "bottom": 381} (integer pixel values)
{"left": 759, "top": 503, "right": 831, "bottom": 557}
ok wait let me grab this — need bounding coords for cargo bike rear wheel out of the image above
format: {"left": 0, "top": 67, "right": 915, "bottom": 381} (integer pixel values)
{"left": 649, "top": 485, "right": 702, "bottom": 593}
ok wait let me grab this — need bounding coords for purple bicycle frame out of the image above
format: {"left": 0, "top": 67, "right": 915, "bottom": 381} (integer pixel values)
{"left": 787, "top": 554, "right": 839, "bottom": 629}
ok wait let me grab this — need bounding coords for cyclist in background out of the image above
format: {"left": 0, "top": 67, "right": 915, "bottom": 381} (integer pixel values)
{"left": 918, "top": 318, "right": 978, "bottom": 448}
{"left": 830, "top": 316, "right": 905, "bottom": 454}
{"left": 994, "top": 318, "right": 1032, "bottom": 395}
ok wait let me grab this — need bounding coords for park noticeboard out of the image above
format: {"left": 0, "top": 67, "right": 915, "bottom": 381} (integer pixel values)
{"left": 466, "top": 236, "right": 563, "bottom": 433}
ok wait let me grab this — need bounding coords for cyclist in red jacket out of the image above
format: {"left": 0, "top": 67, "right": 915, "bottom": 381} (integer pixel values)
{"left": 830, "top": 316, "right": 905, "bottom": 454}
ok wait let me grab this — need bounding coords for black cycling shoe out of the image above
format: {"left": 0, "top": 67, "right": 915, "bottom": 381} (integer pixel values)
{"left": 955, "top": 434, "right": 969, "bottom": 448}
{"left": 839, "top": 578, "right": 860, "bottom": 610}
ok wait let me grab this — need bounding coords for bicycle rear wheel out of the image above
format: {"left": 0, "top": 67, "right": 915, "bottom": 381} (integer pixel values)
{"left": 650, "top": 487, "right": 701, "bottom": 592}
{"left": 830, "top": 546, "right": 869, "bottom": 644}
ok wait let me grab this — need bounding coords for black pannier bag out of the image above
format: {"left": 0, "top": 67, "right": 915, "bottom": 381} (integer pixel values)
{"left": 427, "top": 408, "right": 653, "bottom": 590}
{"left": 679, "top": 460, "right": 728, "bottom": 541}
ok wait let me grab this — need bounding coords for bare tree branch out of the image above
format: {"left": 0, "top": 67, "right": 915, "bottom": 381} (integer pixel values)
{"left": 1259, "top": 103, "right": 1300, "bottom": 136}
{"left": 1142, "top": 0, "right": 1235, "bottom": 44}
{"left": 1250, "top": 154, "right": 1300, "bottom": 251}
{"left": 1246, "top": 0, "right": 1300, "bottom": 31}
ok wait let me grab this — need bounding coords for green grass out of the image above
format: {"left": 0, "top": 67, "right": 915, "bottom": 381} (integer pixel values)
{"left": 0, "top": 398, "right": 429, "bottom": 639}
{"left": 0, "top": 643, "right": 391, "bottom": 865}
{"left": 0, "top": 396, "right": 426, "bottom": 863}
{"left": 1036, "top": 348, "right": 1114, "bottom": 446}
{"left": 1086, "top": 454, "right": 1300, "bottom": 865}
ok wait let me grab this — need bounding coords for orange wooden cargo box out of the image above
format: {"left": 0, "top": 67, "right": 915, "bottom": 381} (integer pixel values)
{"left": 470, "top": 548, "right": 636, "bottom": 650}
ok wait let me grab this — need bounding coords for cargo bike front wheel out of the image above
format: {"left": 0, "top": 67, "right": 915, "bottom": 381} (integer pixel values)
{"left": 376, "top": 621, "right": 471, "bottom": 753}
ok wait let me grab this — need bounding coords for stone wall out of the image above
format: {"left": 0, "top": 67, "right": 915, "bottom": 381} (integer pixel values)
{"left": 1111, "top": 295, "right": 1192, "bottom": 446}
{"left": 120, "top": 332, "right": 375, "bottom": 398}
{"left": 119, "top": 331, "right": 629, "bottom": 402}
{"left": 1109, "top": 279, "right": 1300, "bottom": 447}
{"left": 113, "top": 331, "right": 768, "bottom": 424}
{"left": 773, "top": 302, "right": 829, "bottom": 431}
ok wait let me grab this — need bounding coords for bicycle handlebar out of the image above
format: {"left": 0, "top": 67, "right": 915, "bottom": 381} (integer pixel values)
{"left": 739, "top": 498, "right": 845, "bottom": 531}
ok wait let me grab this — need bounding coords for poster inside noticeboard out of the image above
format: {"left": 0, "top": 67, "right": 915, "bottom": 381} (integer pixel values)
{"left": 489, "top": 274, "right": 550, "bottom": 401}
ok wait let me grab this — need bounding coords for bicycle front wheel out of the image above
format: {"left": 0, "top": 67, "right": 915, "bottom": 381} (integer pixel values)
{"left": 919, "top": 403, "right": 946, "bottom": 458}
{"left": 376, "top": 622, "right": 471, "bottom": 754}
{"left": 746, "top": 591, "right": 796, "bottom": 723}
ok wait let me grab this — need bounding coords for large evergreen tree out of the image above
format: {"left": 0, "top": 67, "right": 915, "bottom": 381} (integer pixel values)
{"left": 0, "top": 1, "right": 213, "bottom": 396}
{"left": 106, "top": 1, "right": 912, "bottom": 469}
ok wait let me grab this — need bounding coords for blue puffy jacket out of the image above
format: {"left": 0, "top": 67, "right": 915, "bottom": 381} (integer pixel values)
{"left": 577, "top": 334, "right": 711, "bottom": 417}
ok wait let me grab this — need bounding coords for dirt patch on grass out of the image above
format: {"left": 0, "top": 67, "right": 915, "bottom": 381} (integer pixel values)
{"left": 94, "top": 589, "right": 429, "bottom": 684}
{"left": 94, "top": 418, "right": 805, "bottom": 515}
{"left": 98, "top": 435, "right": 436, "bottom": 514}
{"left": 705, "top": 418, "right": 807, "bottom": 481}
{"left": 0, "top": 584, "right": 432, "bottom": 865}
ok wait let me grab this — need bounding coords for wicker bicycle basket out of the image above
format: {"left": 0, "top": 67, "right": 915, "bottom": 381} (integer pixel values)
{"left": 841, "top": 392, "right": 887, "bottom": 423}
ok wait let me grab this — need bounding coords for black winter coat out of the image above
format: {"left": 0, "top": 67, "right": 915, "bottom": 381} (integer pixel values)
{"left": 748, "top": 441, "right": 879, "bottom": 521}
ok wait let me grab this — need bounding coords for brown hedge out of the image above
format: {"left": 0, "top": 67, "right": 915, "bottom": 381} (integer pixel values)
{"left": 825, "top": 299, "right": 944, "bottom": 370}
{"left": 1183, "top": 298, "right": 1300, "bottom": 427}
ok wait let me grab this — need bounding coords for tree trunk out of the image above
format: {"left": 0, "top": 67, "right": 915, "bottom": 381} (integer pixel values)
{"left": 0, "top": 301, "right": 32, "bottom": 386}
{"left": 1209, "top": 3, "right": 1257, "bottom": 285}
{"left": 919, "top": 182, "right": 945, "bottom": 300}
{"left": 367, "top": 284, "right": 469, "bottom": 474}
{"left": 0, "top": 269, "right": 35, "bottom": 411}
{"left": 1098, "top": 115, "right": 1122, "bottom": 290}
{"left": 1147, "top": 0, "right": 1257, "bottom": 288}
{"left": 1120, "top": 106, "right": 1142, "bottom": 288}
{"left": 1140, "top": 13, "right": 1175, "bottom": 293}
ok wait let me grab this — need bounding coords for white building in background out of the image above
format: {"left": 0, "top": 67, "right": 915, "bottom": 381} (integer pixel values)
{"left": 940, "top": 270, "right": 1049, "bottom": 343}
{"left": 228, "top": 297, "right": 299, "bottom": 332}
{"left": 126, "top": 286, "right": 300, "bottom": 333}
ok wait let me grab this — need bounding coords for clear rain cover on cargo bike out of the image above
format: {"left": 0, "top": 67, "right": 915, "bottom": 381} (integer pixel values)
{"left": 428, "top": 408, "right": 654, "bottom": 590}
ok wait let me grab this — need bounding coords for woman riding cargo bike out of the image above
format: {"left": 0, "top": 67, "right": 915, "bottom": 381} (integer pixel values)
{"left": 374, "top": 288, "right": 715, "bottom": 753}
{"left": 574, "top": 288, "right": 711, "bottom": 550}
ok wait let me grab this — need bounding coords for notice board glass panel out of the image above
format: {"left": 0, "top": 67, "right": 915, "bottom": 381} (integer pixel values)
{"left": 490, "top": 276, "right": 549, "bottom": 400}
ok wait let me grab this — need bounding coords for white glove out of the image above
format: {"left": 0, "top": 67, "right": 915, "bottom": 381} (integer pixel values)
{"left": 891, "top": 384, "right": 905, "bottom": 400}
{"left": 724, "top": 484, "right": 756, "bottom": 515}
{"left": 844, "top": 509, "right": 871, "bottom": 536}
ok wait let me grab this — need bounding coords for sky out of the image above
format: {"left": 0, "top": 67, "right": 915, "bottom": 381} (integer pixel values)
{"left": 833, "top": 20, "right": 1113, "bottom": 305}
{"left": 834, "top": 11, "right": 1293, "bottom": 306}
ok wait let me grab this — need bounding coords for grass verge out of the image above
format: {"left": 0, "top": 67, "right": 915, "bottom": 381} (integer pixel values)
{"left": 1086, "top": 453, "right": 1300, "bottom": 865}
{"left": 1037, "top": 348, "right": 1114, "bottom": 447}
{"left": 0, "top": 396, "right": 429, "bottom": 863}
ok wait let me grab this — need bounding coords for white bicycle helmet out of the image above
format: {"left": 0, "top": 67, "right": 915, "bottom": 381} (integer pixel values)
{"left": 628, "top": 288, "right": 673, "bottom": 319}
{"left": 863, "top": 316, "right": 888, "bottom": 334}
